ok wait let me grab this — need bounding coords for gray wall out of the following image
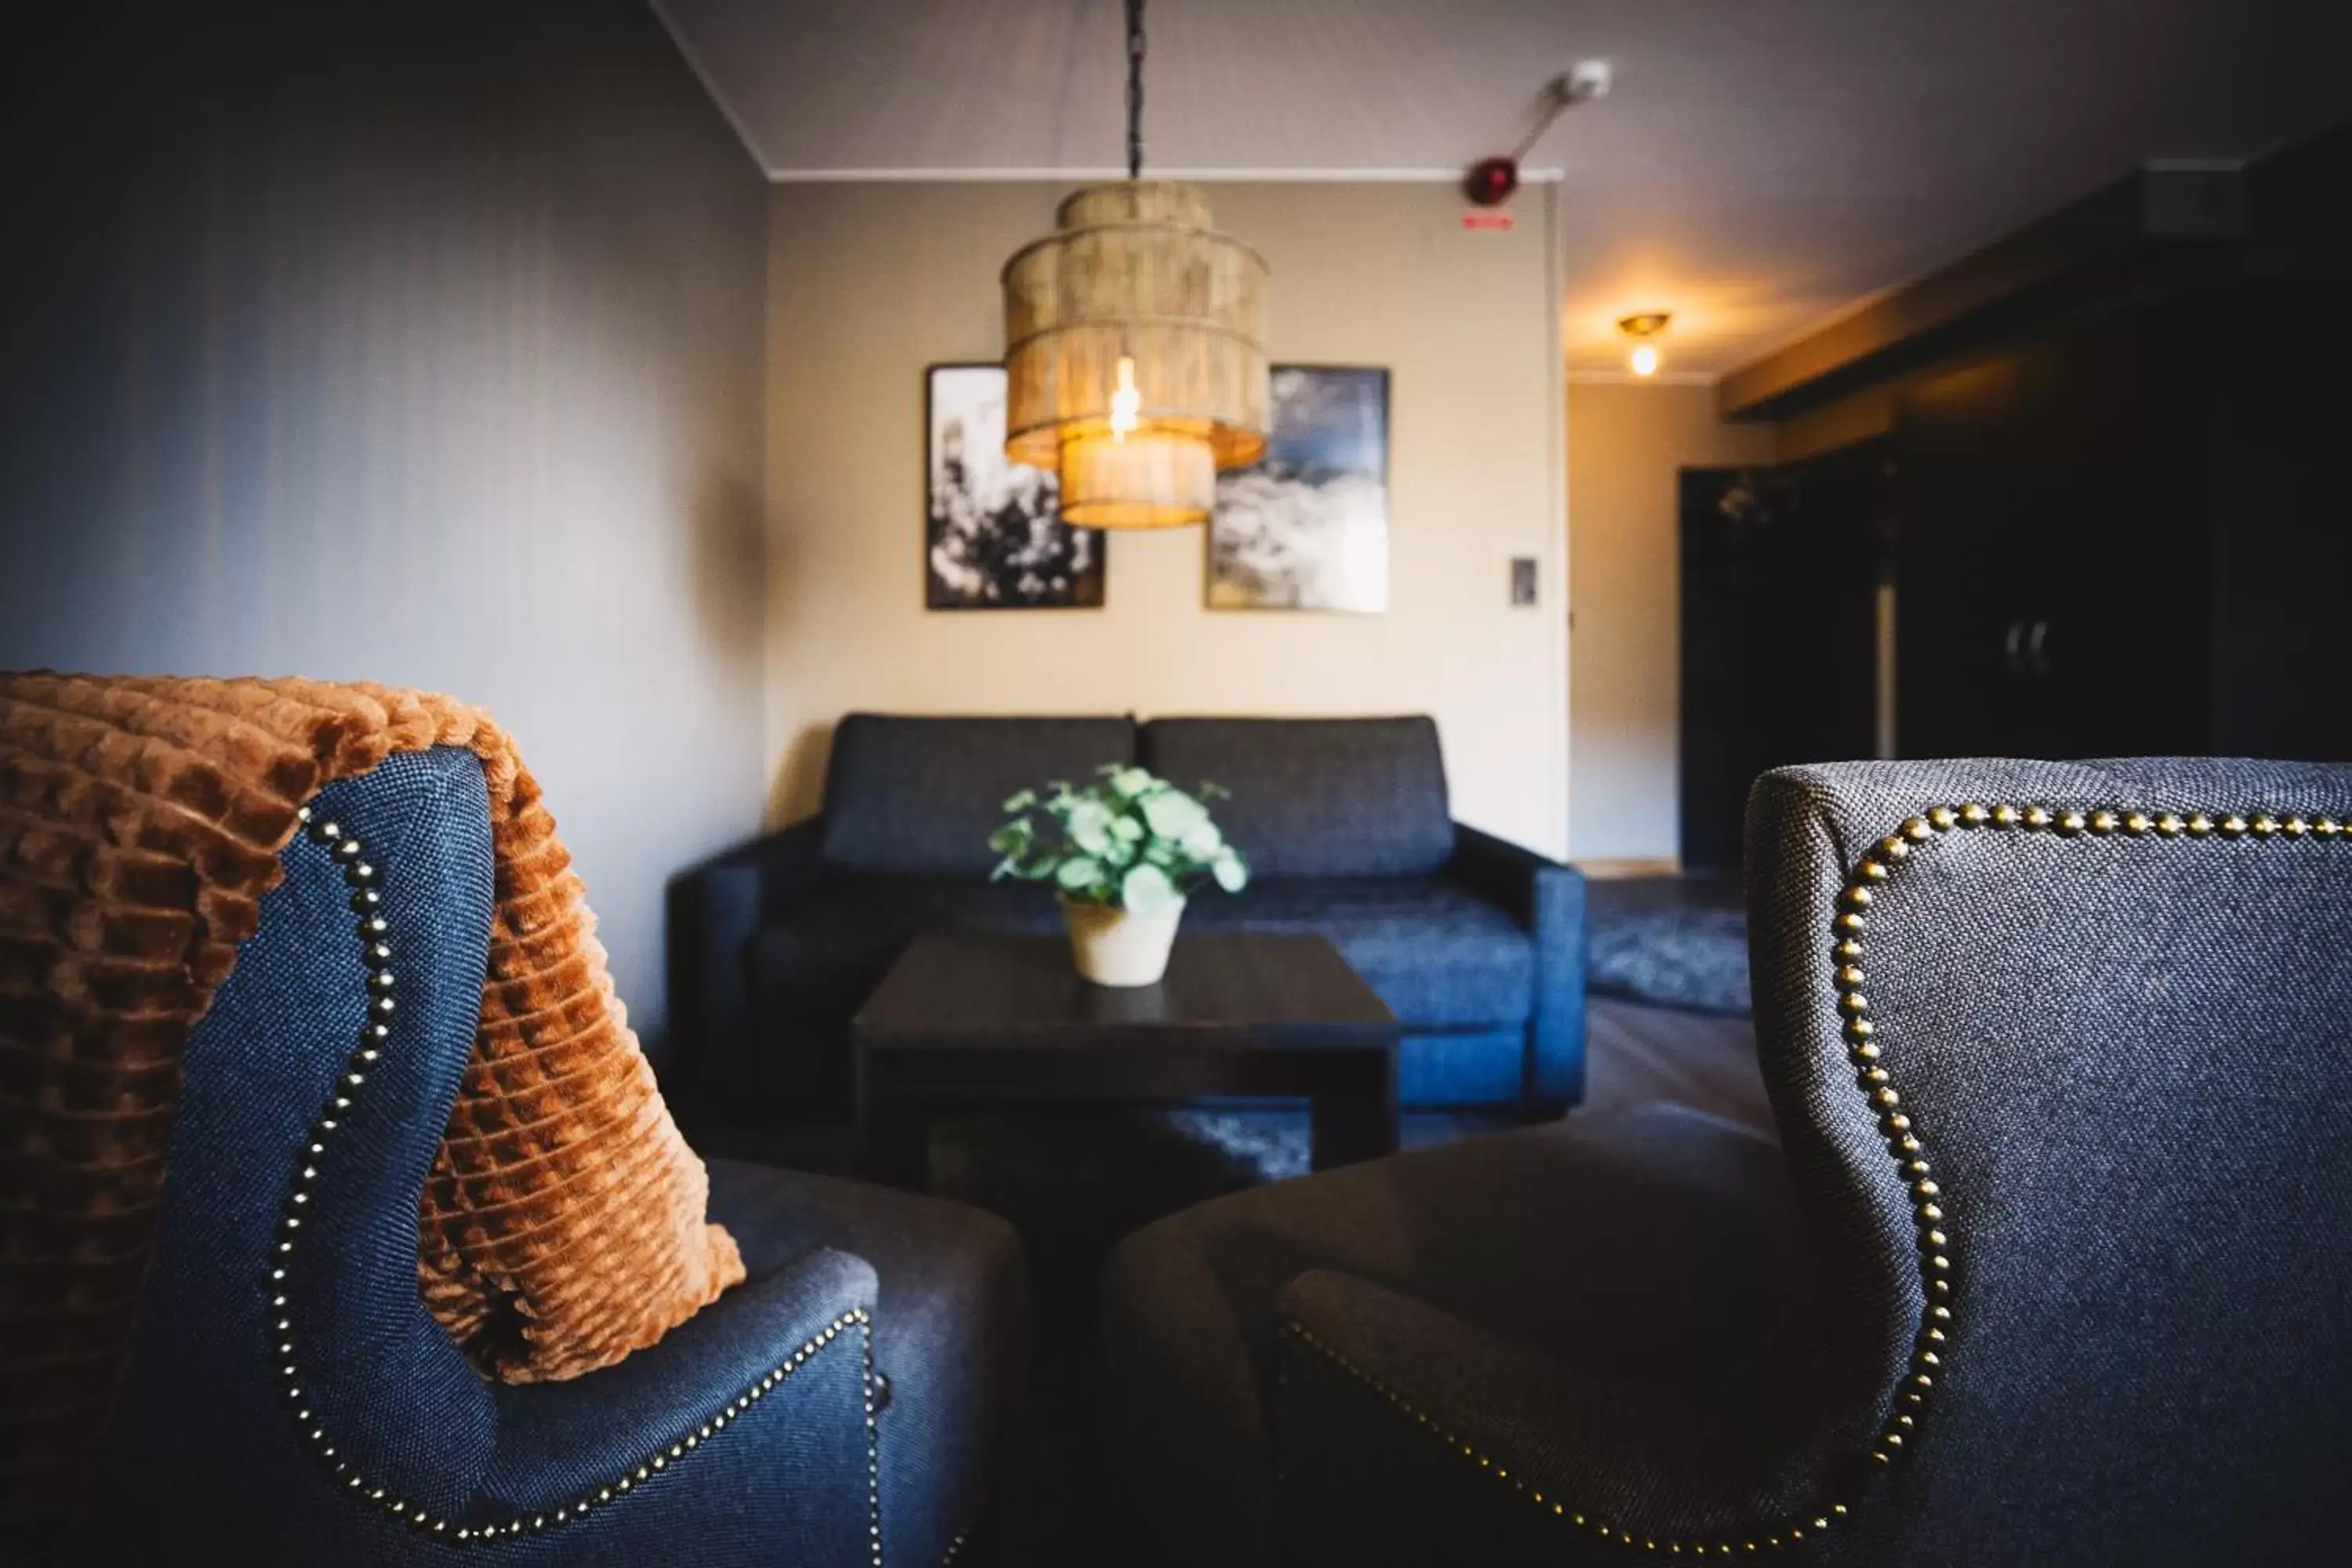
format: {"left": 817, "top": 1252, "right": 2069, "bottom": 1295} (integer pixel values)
{"left": 0, "top": 4, "right": 768, "bottom": 1060}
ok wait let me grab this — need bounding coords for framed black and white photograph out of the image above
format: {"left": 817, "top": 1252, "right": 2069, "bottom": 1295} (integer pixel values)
{"left": 925, "top": 363, "right": 1104, "bottom": 609}
{"left": 1207, "top": 365, "right": 1389, "bottom": 612}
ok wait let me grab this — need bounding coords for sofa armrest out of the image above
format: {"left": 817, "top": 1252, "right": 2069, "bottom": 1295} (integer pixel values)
{"left": 1448, "top": 825, "right": 1588, "bottom": 1109}
{"left": 668, "top": 817, "right": 828, "bottom": 1085}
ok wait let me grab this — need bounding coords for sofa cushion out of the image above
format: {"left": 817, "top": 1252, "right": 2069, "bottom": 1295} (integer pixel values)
{"left": 1139, "top": 717, "right": 1454, "bottom": 878}
{"left": 1183, "top": 878, "right": 1534, "bottom": 1029}
{"left": 749, "top": 877, "right": 1068, "bottom": 1029}
{"left": 751, "top": 874, "right": 1530, "bottom": 1040}
{"left": 821, "top": 713, "right": 1138, "bottom": 875}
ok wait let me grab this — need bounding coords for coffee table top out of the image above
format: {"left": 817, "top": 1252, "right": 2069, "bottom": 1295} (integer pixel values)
{"left": 853, "top": 934, "right": 1396, "bottom": 1049}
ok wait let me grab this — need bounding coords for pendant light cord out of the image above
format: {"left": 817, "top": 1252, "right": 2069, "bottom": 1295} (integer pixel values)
{"left": 1125, "top": 0, "right": 1146, "bottom": 180}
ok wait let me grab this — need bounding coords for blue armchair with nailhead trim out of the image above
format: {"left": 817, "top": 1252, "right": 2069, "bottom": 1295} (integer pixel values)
{"left": 77, "top": 746, "right": 1025, "bottom": 1566}
{"left": 1102, "top": 758, "right": 2352, "bottom": 1566}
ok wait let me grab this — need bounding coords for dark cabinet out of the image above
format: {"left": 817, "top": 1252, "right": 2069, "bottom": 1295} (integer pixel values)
{"left": 1678, "top": 281, "right": 2351, "bottom": 869}
{"left": 1892, "top": 296, "right": 2215, "bottom": 760}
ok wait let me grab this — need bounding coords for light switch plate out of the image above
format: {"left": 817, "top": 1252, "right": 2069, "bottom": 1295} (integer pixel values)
{"left": 1510, "top": 557, "right": 1538, "bottom": 607}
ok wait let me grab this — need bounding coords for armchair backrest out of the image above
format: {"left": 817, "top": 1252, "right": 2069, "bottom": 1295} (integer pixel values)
{"left": 1138, "top": 716, "right": 1453, "bottom": 879}
{"left": 1746, "top": 758, "right": 2352, "bottom": 1565}
{"left": 86, "top": 747, "right": 499, "bottom": 1553}
{"left": 819, "top": 713, "right": 1138, "bottom": 875}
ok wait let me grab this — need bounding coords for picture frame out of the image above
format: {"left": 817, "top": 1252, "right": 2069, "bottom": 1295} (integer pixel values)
{"left": 924, "top": 362, "right": 1105, "bottom": 610}
{"left": 1207, "top": 365, "right": 1390, "bottom": 613}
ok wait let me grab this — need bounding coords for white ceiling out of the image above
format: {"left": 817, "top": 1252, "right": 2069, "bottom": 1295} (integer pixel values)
{"left": 659, "top": 0, "right": 2352, "bottom": 376}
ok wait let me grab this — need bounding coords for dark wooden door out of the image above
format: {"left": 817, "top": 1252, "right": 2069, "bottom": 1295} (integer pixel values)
{"left": 1678, "top": 446, "right": 1886, "bottom": 870}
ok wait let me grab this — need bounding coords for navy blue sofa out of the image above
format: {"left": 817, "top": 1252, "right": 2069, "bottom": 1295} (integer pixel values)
{"left": 78, "top": 747, "right": 1025, "bottom": 1566}
{"left": 676, "top": 713, "right": 1586, "bottom": 1114}
{"left": 1102, "top": 758, "right": 2352, "bottom": 1566}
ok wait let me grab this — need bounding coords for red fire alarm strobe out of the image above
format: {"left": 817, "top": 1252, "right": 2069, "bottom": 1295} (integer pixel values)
{"left": 1464, "top": 155, "right": 1519, "bottom": 208}
{"left": 1463, "top": 61, "right": 1610, "bottom": 211}
{"left": 1461, "top": 210, "right": 1516, "bottom": 233}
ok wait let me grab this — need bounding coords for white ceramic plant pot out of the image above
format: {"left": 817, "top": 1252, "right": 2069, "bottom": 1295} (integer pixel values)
{"left": 1060, "top": 895, "right": 1186, "bottom": 987}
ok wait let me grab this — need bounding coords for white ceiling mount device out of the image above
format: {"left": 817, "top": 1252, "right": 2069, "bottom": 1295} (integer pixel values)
{"left": 1466, "top": 60, "right": 1613, "bottom": 205}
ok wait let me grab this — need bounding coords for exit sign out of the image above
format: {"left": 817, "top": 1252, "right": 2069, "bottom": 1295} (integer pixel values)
{"left": 1461, "top": 210, "right": 1516, "bottom": 234}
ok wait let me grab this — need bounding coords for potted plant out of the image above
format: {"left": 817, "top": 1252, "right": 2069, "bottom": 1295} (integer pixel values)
{"left": 989, "top": 765, "right": 1250, "bottom": 986}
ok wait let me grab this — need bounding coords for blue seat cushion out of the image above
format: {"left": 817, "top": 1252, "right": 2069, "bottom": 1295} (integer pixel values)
{"left": 1139, "top": 717, "right": 1455, "bottom": 878}
{"left": 748, "top": 875, "right": 1532, "bottom": 1036}
{"left": 821, "top": 713, "right": 1138, "bottom": 875}
{"left": 748, "top": 877, "right": 1066, "bottom": 1025}
{"left": 1184, "top": 878, "right": 1534, "bottom": 1030}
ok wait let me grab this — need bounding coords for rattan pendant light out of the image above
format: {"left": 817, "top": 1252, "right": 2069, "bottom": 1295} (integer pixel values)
{"left": 1000, "top": 0, "right": 1269, "bottom": 529}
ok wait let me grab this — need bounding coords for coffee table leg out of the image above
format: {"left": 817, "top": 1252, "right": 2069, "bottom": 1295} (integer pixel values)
{"left": 855, "top": 1047, "right": 932, "bottom": 1189}
{"left": 1309, "top": 1046, "right": 1399, "bottom": 1171}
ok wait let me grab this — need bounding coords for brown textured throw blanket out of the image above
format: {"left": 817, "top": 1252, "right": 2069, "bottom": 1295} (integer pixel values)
{"left": 0, "top": 674, "right": 745, "bottom": 1546}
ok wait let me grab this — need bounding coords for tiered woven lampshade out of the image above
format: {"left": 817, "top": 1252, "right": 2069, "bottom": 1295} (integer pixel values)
{"left": 1003, "top": 181, "right": 1270, "bottom": 528}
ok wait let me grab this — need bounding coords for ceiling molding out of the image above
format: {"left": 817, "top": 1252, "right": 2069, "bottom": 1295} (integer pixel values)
{"left": 661, "top": 0, "right": 2352, "bottom": 377}
{"left": 765, "top": 167, "right": 1566, "bottom": 185}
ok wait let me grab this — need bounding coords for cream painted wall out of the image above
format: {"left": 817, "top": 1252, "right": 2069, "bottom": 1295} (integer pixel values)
{"left": 764, "top": 182, "right": 1570, "bottom": 855}
{"left": 1566, "top": 381, "right": 1777, "bottom": 863}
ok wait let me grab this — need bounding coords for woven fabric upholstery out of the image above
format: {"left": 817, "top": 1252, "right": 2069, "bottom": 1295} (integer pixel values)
{"left": 818, "top": 713, "right": 1138, "bottom": 874}
{"left": 0, "top": 675, "right": 741, "bottom": 1396}
{"left": 1138, "top": 717, "right": 1455, "bottom": 878}
{"left": 750, "top": 875, "right": 1534, "bottom": 1032}
{"left": 1183, "top": 877, "right": 1534, "bottom": 1027}
{"left": 1737, "top": 758, "right": 2352, "bottom": 1565}
{"left": 1103, "top": 1105, "right": 1810, "bottom": 1568}
{"left": 736, "top": 869, "right": 1560, "bottom": 1107}
{"left": 1105, "top": 757, "right": 2352, "bottom": 1566}
{"left": 678, "top": 712, "right": 1584, "bottom": 1112}
{"left": 78, "top": 747, "right": 1023, "bottom": 1565}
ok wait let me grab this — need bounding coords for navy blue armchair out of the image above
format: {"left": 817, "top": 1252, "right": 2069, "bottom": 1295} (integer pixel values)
{"left": 1103, "top": 758, "right": 2352, "bottom": 1566}
{"left": 79, "top": 746, "right": 1025, "bottom": 1565}
{"left": 676, "top": 713, "right": 1586, "bottom": 1116}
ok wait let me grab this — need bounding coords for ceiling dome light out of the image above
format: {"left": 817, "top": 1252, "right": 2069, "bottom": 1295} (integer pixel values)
{"left": 1000, "top": 0, "right": 1269, "bottom": 528}
{"left": 1618, "top": 310, "right": 1671, "bottom": 378}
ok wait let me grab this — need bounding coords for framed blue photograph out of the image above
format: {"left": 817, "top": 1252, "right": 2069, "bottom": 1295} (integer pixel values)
{"left": 1207, "top": 365, "right": 1390, "bottom": 612}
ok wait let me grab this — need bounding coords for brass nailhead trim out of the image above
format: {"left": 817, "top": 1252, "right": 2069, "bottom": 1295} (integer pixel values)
{"left": 273, "top": 807, "right": 885, "bottom": 1555}
{"left": 1280, "top": 798, "right": 2347, "bottom": 1554}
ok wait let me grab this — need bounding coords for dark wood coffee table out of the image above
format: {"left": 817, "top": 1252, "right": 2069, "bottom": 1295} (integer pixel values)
{"left": 851, "top": 934, "right": 1400, "bottom": 1189}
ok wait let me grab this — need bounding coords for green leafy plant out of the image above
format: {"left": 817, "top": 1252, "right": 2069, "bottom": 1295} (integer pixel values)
{"left": 989, "top": 765, "right": 1250, "bottom": 914}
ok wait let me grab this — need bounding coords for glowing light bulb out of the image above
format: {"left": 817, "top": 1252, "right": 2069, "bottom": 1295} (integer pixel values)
{"left": 1109, "top": 355, "right": 1140, "bottom": 441}
{"left": 1628, "top": 343, "right": 1661, "bottom": 377}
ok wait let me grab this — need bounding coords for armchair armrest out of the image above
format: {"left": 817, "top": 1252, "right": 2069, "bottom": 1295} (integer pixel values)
{"left": 1270, "top": 1105, "right": 1842, "bottom": 1560}
{"left": 477, "top": 1245, "right": 879, "bottom": 1512}
{"left": 669, "top": 816, "right": 828, "bottom": 1086}
{"left": 1449, "top": 825, "right": 1588, "bottom": 1109}
{"left": 1274, "top": 1272, "right": 1730, "bottom": 1563}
